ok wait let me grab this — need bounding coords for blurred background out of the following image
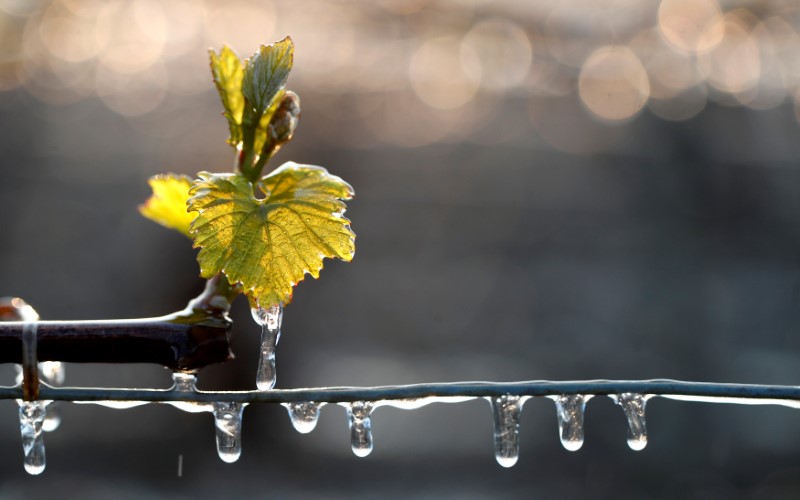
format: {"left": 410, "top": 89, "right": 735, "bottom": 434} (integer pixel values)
{"left": 1, "top": 0, "right": 800, "bottom": 497}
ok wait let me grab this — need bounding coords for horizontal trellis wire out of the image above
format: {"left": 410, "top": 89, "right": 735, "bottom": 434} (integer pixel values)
{"left": 1, "top": 379, "right": 799, "bottom": 406}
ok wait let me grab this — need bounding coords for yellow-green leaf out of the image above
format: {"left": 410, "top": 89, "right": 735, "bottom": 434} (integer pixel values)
{"left": 242, "top": 36, "right": 294, "bottom": 116}
{"left": 188, "top": 163, "right": 355, "bottom": 308}
{"left": 139, "top": 174, "right": 196, "bottom": 238}
{"left": 209, "top": 45, "right": 244, "bottom": 147}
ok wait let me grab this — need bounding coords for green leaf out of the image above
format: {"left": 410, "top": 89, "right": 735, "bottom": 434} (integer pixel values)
{"left": 242, "top": 36, "right": 294, "bottom": 116}
{"left": 209, "top": 45, "right": 245, "bottom": 147}
{"left": 253, "top": 88, "right": 286, "bottom": 155}
{"left": 188, "top": 163, "right": 355, "bottom": 308}
{"left": 139, "top": 174, "right": 195, "bottom": 238}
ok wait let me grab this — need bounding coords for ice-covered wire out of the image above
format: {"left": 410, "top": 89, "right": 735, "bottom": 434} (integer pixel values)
{"left": 0, "top": 379, "right": 797, "bottom": 407}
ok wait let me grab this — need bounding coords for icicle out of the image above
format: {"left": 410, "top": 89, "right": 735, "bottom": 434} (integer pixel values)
{"left": 346, "top": 401, "right": 374, "bottom": 457}
{"left": 551, "top": 394, "right": 591, "bottom": 451}
{"left": 15, "top": 362, "right": 65, "bottom": 432}
{"left": 283, "top": 401, "right": 324, "bottom": 434}
{"left": 19, "top": 401, "right": 47, "bottom": 475}
{"left": 490, "top": 395, "right": 525, "bottom": 468}
{"left": 212, "top": 402, "right": 245, "bottom": 463}
{"left": 251, "top": 304, "right": 283, "bottom": 391}
{"left": 611, "top": 393, "right": 650, "bottom": 451}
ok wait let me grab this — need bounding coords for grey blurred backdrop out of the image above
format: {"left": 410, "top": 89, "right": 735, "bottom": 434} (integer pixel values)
{"left": 2, "top": 0, "right": 800, "bottom": 498}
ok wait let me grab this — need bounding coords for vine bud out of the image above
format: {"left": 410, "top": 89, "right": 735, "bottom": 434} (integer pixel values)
{"left": 269, "top": 91, "right": 300, "bottom": 146}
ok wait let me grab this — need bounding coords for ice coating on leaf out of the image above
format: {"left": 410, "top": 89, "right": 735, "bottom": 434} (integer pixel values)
{"left": 188, "top": 162, "right": 356, "bottom": 308}
{"left": 283, "top": 401, "right": 324, "bottom": 433}
{"left": 252, "top": 305, "right": 282, "bottom": 390}
{"left": 551, "top": 394, "right": 591, "bottom": 451}
{"left": 139, "top": 174, "right": 195, "bottom": 237}
{"left": 345, "top": 401, "right": 374, "bottom": 457}
{"left": 209, "top": 45, "right": 245, "bottom": 146}
{"left": 611, "top": 393, "right": 650, "bottom": 451}
{"left": 19, "top": 401, "right": 46, "bottom": 475}
{"left": 489, "top": 395, "right": 525, "bottom": 468}
{"left": 213, "top": 402, "right": 246, "bottom": 463}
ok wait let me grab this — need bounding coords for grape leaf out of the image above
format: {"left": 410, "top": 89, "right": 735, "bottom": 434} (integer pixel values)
{"left": 242, "top": 36, "right": 294, "bottom": 116}
{"left": 188, "top": 162, "right": 355, "bottom": 307}
{"left": 139, "top": 174, "right": 195, "bottom": 238}
{"left": 209, "top": 45, "right": 245, "bottom": 147}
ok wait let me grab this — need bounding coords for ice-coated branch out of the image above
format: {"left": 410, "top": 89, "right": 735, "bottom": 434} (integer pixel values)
{"left": 0, "top": 279, "right": 235, "bottom": 372}
{"left": 0, "top": 317, "right": 232, "bottom": 371}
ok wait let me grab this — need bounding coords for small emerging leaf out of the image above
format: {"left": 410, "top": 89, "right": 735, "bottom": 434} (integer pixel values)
{"left": 253, "top": 88, "right": 287, "bottom": 155}
{"left": 242, "top": 36, "right": 294, "bottom": 117}
{"left": 139, "top": 174, "right": 195, "bottom": 237}
{"left": 209, "top": 46, "right": 245, "bottom": 146}
{"left": 188, "top": 163, "right": 355, "bottom": 308}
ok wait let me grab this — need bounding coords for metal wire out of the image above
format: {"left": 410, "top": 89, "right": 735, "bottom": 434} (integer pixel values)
{"left": 0, "top": 379, "right": 797, "bottom": 407}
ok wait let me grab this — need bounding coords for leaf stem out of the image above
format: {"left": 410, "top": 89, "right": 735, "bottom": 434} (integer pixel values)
{"left": 238, "top": 104, "right": 262, "bottom": 183}
{"left": 187, "top": 273, "right": 241, "bottom": 316}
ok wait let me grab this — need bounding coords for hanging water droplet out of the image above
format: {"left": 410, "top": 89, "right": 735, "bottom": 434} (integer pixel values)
{"left": 283, "top": 401, "right": 324, "bottom": 434}
{"left": 41, "top": 363, "right": 63, "bottom": 432}
{"left": 19, "top": 401, "right": 47, "bottom": 475}
{"left": 39, "top": 362, "right": 64, "bottom": 386}
{"left": 611, "top": 393, "right": 650, "bottom": 451}
{"left": 42, "top": 404, "right": 60, "bottom": 433}
{"left": 551, "top": 394, "right": 591, "bottom": 451}
{"left": 251, "top": 305, "right": 283, "bottom": 391}
{"left": 490, "top": 395, "right": 525, "bottom": 468}
{"left": 346, "top": 401, "right": 374, "bottom": 457}
{"left": 212, "top": 402, "right": 245, "bottom": 463}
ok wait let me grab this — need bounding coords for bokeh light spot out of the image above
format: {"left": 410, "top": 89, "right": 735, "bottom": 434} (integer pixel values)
{"left": 461, "top": 19, "right": 532, "bottom": 92}
{"left": 698, "top": 15, "right": 760, "bottom": 95}
{"left": 579, "top": 46, "right": 650, "bottom": 122}
{"left": 658, "top": 0, "right": 724, "bottom": 54}
{"left": 410, "top": 36, "right": 480, "bottom": 110}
